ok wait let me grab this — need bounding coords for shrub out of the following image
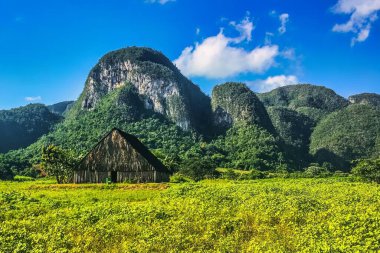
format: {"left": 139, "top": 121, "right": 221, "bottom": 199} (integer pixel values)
{"left": 304, "top": 165, "right": 330, "bottom": 178}
{"left": 222, "top": 168, "right": 239, "bottom": 180}
{"left": 352, "top": 158, "right": 380, "bottom": 183}
{"left": 248, "top": 169, "right": 267, "bottom": 179}
{"left": 170, "top": 173, "right": 194, "bottom": 183}
{"left": 333, "top": 170, "right": 349, "bottom": 177}
{"left": 13, "top": 175, "right": 35, "bottom": 182}
{"left": 0, "top": 166, "right": 14, "bottom": 180}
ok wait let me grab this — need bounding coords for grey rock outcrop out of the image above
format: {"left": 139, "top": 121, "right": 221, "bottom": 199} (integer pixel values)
{"left": 79, "top": 47, "right": 212, "bottom": 133}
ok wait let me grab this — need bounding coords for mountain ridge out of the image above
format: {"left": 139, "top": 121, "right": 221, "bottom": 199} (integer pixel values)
{"left": 1, "top": 46, "right": 379, "bottom": 179}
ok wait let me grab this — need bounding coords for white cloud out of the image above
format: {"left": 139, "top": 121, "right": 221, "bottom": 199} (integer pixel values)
{"left": 278, "top": 13, "right": 289, "bottom": 34}
{"left": 174, "top": 16, "right": 279, "bottom": 79}
{"left": 229, "top": 15, "right": 255, "bottom": 42}
{"left": 145, "top": 0, "right": 175, "bottom": 4}
{"left": 196, "top": 27, "right": 200, "bottom": 35}
{"left": 25, "top": 96, "right": 42, "bottom": 102}
{"left": 248, "top": 75, "right": 299, "bottom": 93}
{"left": 332, "top": 0, "right": 380, "bottom": 45}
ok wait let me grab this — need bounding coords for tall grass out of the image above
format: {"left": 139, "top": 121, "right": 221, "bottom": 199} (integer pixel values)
{"left": 1, "top": 178, "right": 379, "bottom": 252}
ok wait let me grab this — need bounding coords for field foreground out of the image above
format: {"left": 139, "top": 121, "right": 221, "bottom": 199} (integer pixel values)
{"left": 1, "top": 178, "right": 380, "bottom": 252}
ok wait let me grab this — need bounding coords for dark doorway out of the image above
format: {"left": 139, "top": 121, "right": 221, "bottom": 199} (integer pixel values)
{"left": 111, "top": 171, "right": 117, "bottom": 183}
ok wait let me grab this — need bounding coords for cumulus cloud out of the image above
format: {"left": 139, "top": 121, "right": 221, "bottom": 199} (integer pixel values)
{"left": 174, "top": 16, "right": 279, "bottom": 79}
{"left": 25, "top": 96, "right": 42, "bottom": 102}
{"left": 248, "top": 75, "right": 298, "bottom": 93}
{"left": 331, "top": 0, "right": 380, "bottom": 45}
{"left": 278, "top": 13, "right": 289, "bottom": 34}
{"left": 145, "top": 0, "right": 175, "bottom": 4}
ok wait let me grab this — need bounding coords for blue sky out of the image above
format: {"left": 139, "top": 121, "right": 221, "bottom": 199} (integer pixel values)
{"left": 0, "top": 0, "right": 379, "bottom": 109}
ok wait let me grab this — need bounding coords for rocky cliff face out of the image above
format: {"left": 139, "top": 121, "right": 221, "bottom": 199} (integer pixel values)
{"left": 79, "top": 47, "right": 212, "bottom": 133}
{"left": 211, "top": 82, "right": 274, "bottom": 132}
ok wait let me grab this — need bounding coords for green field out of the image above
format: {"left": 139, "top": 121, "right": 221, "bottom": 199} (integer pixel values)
{"left": 1, "top": 178, "right": 380, "bottom": 252}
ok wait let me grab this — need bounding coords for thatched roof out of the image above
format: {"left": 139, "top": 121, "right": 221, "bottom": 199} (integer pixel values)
{"left": 78, "top": 128, "right": 170, "bottom": 173}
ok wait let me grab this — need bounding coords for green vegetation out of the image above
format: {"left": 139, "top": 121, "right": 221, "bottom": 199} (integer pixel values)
{"left": 41, "top": 145, "right": 79, "bottom": 184}
{"left": 98, "top": 46, "right": 179, "bottom": 73}
{"left": 349, "top": 93, "right": 380, "bottom": 108}
{"left": 1, "top": 178, "right": 379, "bottom": 252}
{"left": 47, "top": 101, "right": 74, "bottom": 116}
{"left": 257, "top": 84, "right": 349, "bottom": 114}
{"left": 310, "top": 104, "right": 380, "bottom": 169}
{"left": 0, "top": 86, "right": 196, "bottom": 179}
{"left": 212, "top": 123, "right": 286, "bottom": 171}
{"left": 0, "top": 47, "right": 379, "bottom": 180}
{"left": 266, "top": 106, "right": 314, "bottom": 166}
{"left": 0, "top": 104, "right": 62, "bottom": 153}
{"left": 178, "top": 158, "right": 218, "bottom": 181}
{"left": 212, "top": 82, "right": 274, "bottom": 132}
{"left": 352, "top": 158, "right": 380, "bottom": 183}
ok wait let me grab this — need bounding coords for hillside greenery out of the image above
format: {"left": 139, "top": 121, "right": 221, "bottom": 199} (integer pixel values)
{"left": 267, "top": 106, "right": 314, "bottom": 166}
{"left": 0, "top": 178, "right": 379, "bottom": 252}
{"left": 212, "top": 82, "right": 274, "bottom": 133}
{"left": 47, "top": 101, "right": 74, "bottom": 116}
{"left": 257, "top": 84, "right": 349, "bottom": 124}
{"left": 310, "top": 104, "right": 380, "bottom": 169}
{"left": 98, "top": 46, "right": 179, "bottom": 73}
{"left": 349, "top": 93, "right": 380, "bottom": 108}
{"left": 257, "top": 84, "right": 349, "bottom": 112}
{"left": 0, "top": 104, "right": 62, "bottom": 153}
{"left": 212, "top": 123, "right": 286, "bottom": 171}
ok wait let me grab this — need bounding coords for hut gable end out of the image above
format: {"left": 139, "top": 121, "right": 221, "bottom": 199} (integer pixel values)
{"left": 75, "top": 128, "right": 170, "bottom": 183}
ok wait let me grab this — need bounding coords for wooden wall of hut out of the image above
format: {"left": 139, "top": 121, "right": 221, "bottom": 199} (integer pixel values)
{"left": 73, "top": 170, "right": 169, "bottom": 183}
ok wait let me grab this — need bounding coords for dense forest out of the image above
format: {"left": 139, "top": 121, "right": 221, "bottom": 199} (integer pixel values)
{"left": 0, "top": 47, "right": 379, "bottom": 181}
{"left": 0, "top": 104, "right": 62, "bottom": 153}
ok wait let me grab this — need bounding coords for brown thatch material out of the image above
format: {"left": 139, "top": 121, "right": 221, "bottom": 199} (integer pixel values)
{"left": 74, "top": 128, "right": 170, "bottom": 183}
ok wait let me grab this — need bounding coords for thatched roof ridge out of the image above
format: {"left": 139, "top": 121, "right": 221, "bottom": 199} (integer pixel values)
{"left": 77, "top": 128, "right": 170, "bottom": 174}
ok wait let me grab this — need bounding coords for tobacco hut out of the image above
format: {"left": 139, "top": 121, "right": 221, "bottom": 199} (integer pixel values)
{"left": 74, "top": 128, "right": 170, "bottom": 183}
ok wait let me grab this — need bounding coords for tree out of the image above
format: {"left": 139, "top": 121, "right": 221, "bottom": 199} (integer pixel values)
{"left": 179, "top": 158, "right": 218, "bottom": 181}
{"left": 352, "top": 158, "right": 380, "bottom": 184}
{"left": 0, "top": 165, "right": 14, "bottom": 180}
{"left": 304, "top": 165, "right": 330, "bottom": 178}
{"left": 41, "top": 145, "right": 78, "bottom": 184}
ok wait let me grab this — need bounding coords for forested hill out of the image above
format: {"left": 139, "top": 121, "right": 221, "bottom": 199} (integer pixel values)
{"left": 0, "top": 104, "right": 62, "bottom": 153}
{"left": 349, "top": 93, "right": 380, "bottom": 108}
{"left": 47, "top": 101, "right": 74, "bottom": 116}
{"left": 0, "top": 46, "right": 379, "bottom": 179}
{"left": 257, "top": 84, "right": 350, "bottom": 122}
